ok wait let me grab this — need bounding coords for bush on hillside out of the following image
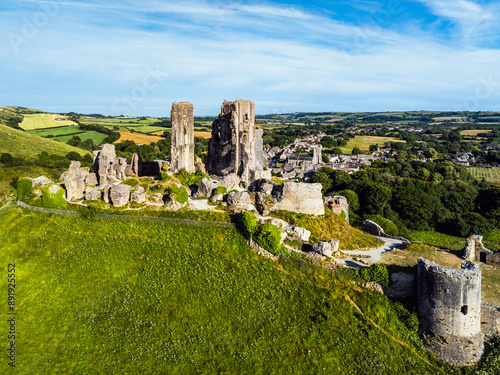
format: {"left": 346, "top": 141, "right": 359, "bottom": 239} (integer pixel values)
{"left": 214, "top": 186, "right": 227, "bottom": 196}
{"left": 366, "top": 214, "right": 399, "bottom": 236}
{"left": 167, "top": 187, "right": 189, "bottom": 205}
{"left": 42, "top": 184, "right": 65, "bottom": 209}
{"left": 254, "top": 222, "right": 282, "bottom": 255}
{"left": 17, "top": 178, "right": 32, "bottom": 201}
{"left": 176, "top": 169, "right": 208, "bottom": 188}
{"left": 351, "top": 263, "right": 390, "bottom": 286}
{"left": 241, "top": 211, "right": 258, "bottom": 236}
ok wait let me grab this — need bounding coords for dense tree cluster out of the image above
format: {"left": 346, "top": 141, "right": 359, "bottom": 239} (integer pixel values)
{"left": 312, "top": 161, "right": 499, "bottom": 237}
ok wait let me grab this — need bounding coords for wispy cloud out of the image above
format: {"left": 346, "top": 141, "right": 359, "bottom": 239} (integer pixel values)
{"left": 1, "top": 0, "right": 500, "bottom": 115}
{"left": 415, "top": 0, "right": 499, "bottom": 42}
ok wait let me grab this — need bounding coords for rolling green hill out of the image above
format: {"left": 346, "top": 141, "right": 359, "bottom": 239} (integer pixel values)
{"left": 0, "top": 123, "right": 91, "bottom": 158}
{"left": 0, "top": 206, "right": 453, "bottom": 374}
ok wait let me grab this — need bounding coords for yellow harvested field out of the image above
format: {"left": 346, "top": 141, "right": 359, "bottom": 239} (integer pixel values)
{"left": 194, "top": 131, "right": 212, "bottom": 139}
{"left": 460, "top": 129, "right": 492, "bottom": 136}
{"left": 20, "top": 114, "right": 77, "bottom": 130}
{"left": 117, "top": 132, "right": 163, "bottom": 145}
{"left": 340, "top": 136, "right": 404, "bottom": 153}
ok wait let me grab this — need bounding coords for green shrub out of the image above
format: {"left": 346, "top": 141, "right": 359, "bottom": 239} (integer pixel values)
{"left": 167, "top": 187, "right": 189, "bottom": 204}
{"left": 347, "top": 263, "right": 389, "bottom": 285}
{"left": 366, "top": 214, "right": 399, "bottom": 236}
{"left": 241, "top": 211, "right": 258, "bottom": 236}
{"left": 214, "top": 186, "right": 228, "bottom": 196}
{"left": 254, "top": 222, "right": 282, "bottom": 255}
{"left": 42, "top": 184, "right": 65, "bottom": 209}
{"left": 176, "top": 169, "right": 208, "bottom": 188}
{"left": 17, "top": 177, "right": 32, "bottom": 201}
{"left": 161, "top": 172, "right": 172, "bottom": 182}
{"left": 340, "top": 210, "right": 346, "bottom": 220}
{"left": 123, "top": 179, "right": 140, "bottom": 187}
{"left": 80, "top": 206, "right": 97, "bottom": 219}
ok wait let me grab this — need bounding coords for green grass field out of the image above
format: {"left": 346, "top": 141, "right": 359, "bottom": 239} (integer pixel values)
{"left": 468, "top": 167, "right": 500, "bottom": 182}
{"left": 52, "top": 131, "right": 109, "bottom": 144}
{"left": 407, "top": 231, "right": 465, "bottom": 251}
{"left": 0, "top": 207, "right": 456, "bottom": 374}
{"left": 79, "top": 117, "right": 159, "bottom": 127}
{"left": 340, "top": 136, "right": 404, "bottom": 154}
{"left": 0, "top": 123, "right": 91, "bottom": 159}
{"left": 27, "top": 126, "right": 81, "bottom": 137}
{"left": 20, "top": 114, "right": 77, "bottom": 130}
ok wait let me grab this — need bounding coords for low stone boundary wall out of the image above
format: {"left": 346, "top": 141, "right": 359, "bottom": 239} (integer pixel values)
{"left": 17, "top": 200, "right": 235, "bottom": 228}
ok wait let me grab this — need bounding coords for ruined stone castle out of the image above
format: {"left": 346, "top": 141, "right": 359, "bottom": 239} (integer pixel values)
{"left": 170, "top": 102, "right": 195, "bottom": 173}
{"left": 207, "top": 100, "right": 270, "bottom": 186}
{"left": 417, "top": 258, "right": 500, "bottom": 366}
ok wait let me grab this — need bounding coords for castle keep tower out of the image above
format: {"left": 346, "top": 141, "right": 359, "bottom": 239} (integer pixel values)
{"left": 417, "top": 258, "right": 483, "bottom": 366}
{"left": 207, "top": 100, "right": 265, "bottom": 185}
{"left": 171, "top": 102, "right": 195, "bottom": 173}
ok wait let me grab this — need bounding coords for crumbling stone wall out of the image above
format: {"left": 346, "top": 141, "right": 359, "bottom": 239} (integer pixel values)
{"left": 324, "top": 196, "right": 349, "bottom": 223}
{"left": 207, "top": 100, "right": 266, "bottom": 186}
{"left": 481, "top": 303, "right": 500, "bottom": 343}
{"left": 171, "top": 102, "right": 195, "bottom": 173}
{"left": 272, "top": 182, "right": 325, "bottom": 216}
{"left": 417, "top": 258, "right": 483, "bottom": 366}
{"left": 462, "top": 235, "right": 500, "bottom": 264}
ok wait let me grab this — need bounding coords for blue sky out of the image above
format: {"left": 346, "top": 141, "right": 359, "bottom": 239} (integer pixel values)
{"left": 1, "top": 0, "right": 500, "bottom": 116}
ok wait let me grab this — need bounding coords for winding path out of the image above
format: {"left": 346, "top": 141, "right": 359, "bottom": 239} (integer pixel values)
{"left": 336, "top": 237, "right": 408, "bottom": 267}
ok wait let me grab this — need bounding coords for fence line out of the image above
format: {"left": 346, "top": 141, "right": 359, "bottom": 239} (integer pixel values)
{"left": 17, "top": 200, "right": 235, "bottom": 228}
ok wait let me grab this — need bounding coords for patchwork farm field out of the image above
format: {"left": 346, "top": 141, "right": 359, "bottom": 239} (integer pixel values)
{"left": 20, "top": 114, "right": 77, "bottom": 130}
{"left": 27, "top": 126, "right": 109, "bottom": 145}
{"left": 0, "top": 207, "right": 449, "bottom": 374}
{"left": 460, "top": 129, "right": 492, "bottom": 136}
{"left": 468, "top": 167, "right": 500, "bottom": 182}
{"left": 340, "top": 136, "right": 404, "bottom": 154}
{"left": 118, "top": 131, "right": 164, "bottom": 144}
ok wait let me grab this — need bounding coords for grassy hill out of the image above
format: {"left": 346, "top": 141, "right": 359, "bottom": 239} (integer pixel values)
{"left": 0, "top": 123, "right": 91, "bottom": 159}
{"left": 272, "top": 209, "right": 381, "bottom": 250}
{"left": 0, "top": 206, "right": 457, "bottom": 374}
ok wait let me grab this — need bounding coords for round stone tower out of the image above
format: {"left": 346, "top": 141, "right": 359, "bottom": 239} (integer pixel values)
{"left": 417, "top": 258, "right": 483, "bottom": 366}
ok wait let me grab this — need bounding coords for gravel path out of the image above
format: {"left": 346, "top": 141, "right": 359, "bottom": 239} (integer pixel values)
{"left": 336, "top": 237, "right": 407, "bottom": 268}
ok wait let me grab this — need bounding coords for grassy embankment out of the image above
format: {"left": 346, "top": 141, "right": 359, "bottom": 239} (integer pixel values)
{"left": 0, "top": 206, "right": 453, "bottom": 374}
{"left": 382, "top": 230, "right": 500, "bottom": 305}
{"left": 0, "top": 123, "right": 91, "bottom": 202}
{"left": 468, "top": 167, "right": 500, "bottom": 183}
{"left": 271, "top": 209, "right": 381, "bottom": 250}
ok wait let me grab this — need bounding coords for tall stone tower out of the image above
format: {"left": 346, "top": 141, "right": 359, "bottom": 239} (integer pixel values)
{"left": 171, "top": 102, "right": 195, "bottom": 173}
{"left": 207, "top": 100, "right": 266, "bottom": 185}
{"left": 417, "top": 258, "right": 483, "bottom": 366}
{"left": 312, "top": 145, "right": 322, "bottom": 164}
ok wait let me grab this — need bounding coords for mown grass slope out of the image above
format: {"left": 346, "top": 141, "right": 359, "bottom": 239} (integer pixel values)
{"left": 0, "top": 207, "right": 452, "bottom": 375}
{"left": 0, "top": 123, "right": 91, "bottom": 158}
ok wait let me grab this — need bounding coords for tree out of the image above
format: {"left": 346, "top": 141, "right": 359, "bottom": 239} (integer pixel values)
{"left": 369, "top": 144, "right": 379, "bottom": 153}
{"left": 359, "top": 183, "right": 392, "bottom": 215}
{"left": 312, "top": 168, "right": 333, "bottom": 195}
{"left": 0, "top": 153, "right": 13, "bottom": 166}
{"left": 66, "top": 151, "right": 82, "bottom": 161}
{"left": 352, "top": 147, "right": 362, "bottom": 155}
